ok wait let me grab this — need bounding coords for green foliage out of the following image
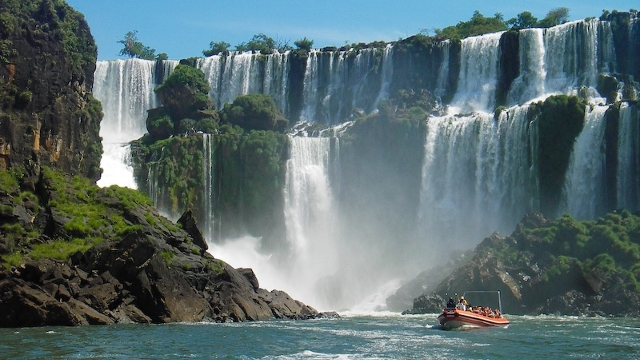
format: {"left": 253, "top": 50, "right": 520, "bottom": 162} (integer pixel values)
{"left": 178, "top": 118, "right": 197, "bottom": 134}
{"left": 538, "top": 7, "right": 570, "bottom": 28}
{"left": 0, "top": 0, "right": 97, "bottom": 70}
{"left": 0, "top": 168, "right": 20, "bottom": 193}
{"left": 519, "top": 211, "right": 640, "bottom": 287}
{"left": 29, "top": 238, "right": 100, "bottom": 261}
{"left": 2, "top": 252, "right": 23, "bottom": 269}
{"left": 206, "top": 259, "right": 226, "bottom": 274}
{"left": 156, "top": 52, "right": 168, "bottom": 61}
{"left": 507, "top": 11, "right": 539, "bottom": 29}
{"left": 161, "top": 250, "right": 175, "bottom": 264}
{"left": 195, "top": 117, "right": 219, "bottom": 133}
{"left": 294, "top": 37, "right": 314, "bottom": 52}
{"left": 221, "top": 94, "right": 287, "bottom": 131}
{"left": 154, "top": 64, "right": 212, "bottom": 124}
{"left": 435, "top": 10, "right": 508, "bottom": 40}
{"left": 236, "top": 33, "right": 276, "bottom": 54}
{"left": 203, "top": 41, "right": 231, "bottom": 57}
{"left": 117, "top": 30, "right": 156, "bottom": 60}
{"left": 146, "top": 109, "right": 174, "bottom": 140}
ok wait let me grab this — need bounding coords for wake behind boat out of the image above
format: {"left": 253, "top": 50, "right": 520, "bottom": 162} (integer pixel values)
{"left": 438, "top": 291, "right": 509, "bottom": 329}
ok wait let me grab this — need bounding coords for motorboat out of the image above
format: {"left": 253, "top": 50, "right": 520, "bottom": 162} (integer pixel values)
{"left": 438, "top": 291, "right": 509, "bottom": 329}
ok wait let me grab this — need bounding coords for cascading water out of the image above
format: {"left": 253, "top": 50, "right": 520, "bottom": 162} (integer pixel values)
{"left": 419, "top": 106, "right": 536, "bottom": 252}
{"left": 281, "top": 135, "right": 339, "bottom": 309}
{"left": 544, "top": 19, "right": 615, "bottom": 94}
{"left": 450, "top": 32, "right": 503, "bottom": 113}
{"left": 197, "top": 52, "right": 290, "bottom": 111}
{"left": 617, "top": 103, "right": 640, "bottom": 210}
{"left": 507, "top": 28, "right": 546, "bottom": 105}
{"left": 560, "top": 105, "right": 609, "bottom": 219}
{"left": 94, "top": 59, "right": 177, "bottom": 188}
{"left": 301, "top": 47, "right": 393, "bottom": 124}
{"left": 202, "top": 134, "right": 215, "bottom": 240}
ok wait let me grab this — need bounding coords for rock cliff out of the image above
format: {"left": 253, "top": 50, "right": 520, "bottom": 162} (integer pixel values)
{"left": 0, "top": 168, "right": 323, "bottom": 326}
{"left": 0, "top": 0, "right": 102, "bottom": 181}
{"left": 409, "top": 212, "right": 640, "bottom": 317}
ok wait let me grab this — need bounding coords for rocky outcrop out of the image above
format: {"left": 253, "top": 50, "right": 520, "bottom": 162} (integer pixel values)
{"left": 408, "top": 212, "right": 640, "bottom": 317}
{"left": 0, "top": 167, "right": 325, "bottom": 327}
{"left": 0, "top": 0, "right": 102, "bottom": 180}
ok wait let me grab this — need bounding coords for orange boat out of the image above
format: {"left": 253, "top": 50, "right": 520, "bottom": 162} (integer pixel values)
{"left": 438, "top": 308, "right": 509, "bottom": 329}
{"left": 437, "top": 291, "right": 509, "bottom": 329}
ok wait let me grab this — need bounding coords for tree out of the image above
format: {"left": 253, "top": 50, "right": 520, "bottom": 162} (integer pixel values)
{"left": 435, "top": 10, "right": 507, "bottom": 39}
{"left": 507, "top": 11, "right": 539, "bottom": 29}
{"left": 235, "top": 33, "right": 276, "bottom": 54}
{"left": 538, "top": 7, "right": 570, "bottom": 28}
{"left": 294, "top": 37, "right": 314, "bottom": 52}
{"left": 117, "top": 30, "right": 156, "bottom": 60}
{"left": 221, "top": 94, "right": 287, "bottom": 131}
{"left": 155, "top": 64, "right": 213, "bottom": 121}
{"left": 203, "top": 41, "right": 231, "bottom": 57}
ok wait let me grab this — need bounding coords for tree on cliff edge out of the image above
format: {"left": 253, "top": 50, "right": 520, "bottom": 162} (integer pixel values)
{"left": 118, "top": 30, "right": 157, "bottom": 60}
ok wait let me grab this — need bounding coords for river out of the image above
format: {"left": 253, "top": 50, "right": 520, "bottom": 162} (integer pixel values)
{"left": 1, "top": 313, "right": 639, "bottom": 359}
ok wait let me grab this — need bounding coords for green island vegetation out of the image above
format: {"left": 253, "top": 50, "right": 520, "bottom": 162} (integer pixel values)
{"left": 487, "top": 210, "right": 640, "bottom": 292}
{"left": 130, "top": 62, "right": 288, "bottom": 240}
{"left": 0, "top": 166, "right": 181, "bottom": 269}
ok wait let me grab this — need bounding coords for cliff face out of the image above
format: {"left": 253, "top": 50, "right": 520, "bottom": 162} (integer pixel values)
{"left": 409, "top": 212, "right": 640, "bottom": 317}
{"left": 0, "top": 168, "right": 321, "bottom": 326}
{"left": 0, "top": 0, "right": 102, "bottom": 181}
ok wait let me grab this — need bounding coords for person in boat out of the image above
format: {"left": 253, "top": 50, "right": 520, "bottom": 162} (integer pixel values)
{"left": 446, "top": 297, "right": 455, "bottom": 308}
{"left": 456, "top": 296, "right": 469, "bottom": 311}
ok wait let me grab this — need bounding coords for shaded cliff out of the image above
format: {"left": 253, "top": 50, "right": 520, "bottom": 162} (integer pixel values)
{"left": 0, "top": 0, "right": 102, "bottom": 181}
{"left": 409, "top": 212, "right": 640, "bottom": 317}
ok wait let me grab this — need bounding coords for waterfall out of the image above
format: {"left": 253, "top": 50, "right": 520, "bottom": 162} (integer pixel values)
{"left": 202, "top": 133, "right": 215, "bottom": 240}
{"left": 94, "top": 59, "right": 177, "bottom": 188}
{"left": 560, "top": 105, "right": 609, "bottom": 219}
{"left": 450, "top": 32, "right": 503, "bottom": 113}
{"left": 434, "top": 40, "right": 451, "bottom": 98}
{"left": 301, "top": 47, "right": 393, "bottom": 124}
{"left": 617, "top": 103, "right": 640, "bottom": 210}
{"left": 374, "top": 45, "right": 394, "bottom": 106}
{"left": 544, "top": 19, "right": 615, "bottom": 94}
{"left": 282, "top": 135, "right": 339, "bottom": 309}
{"left": 507, "top": 28, "right": 546, "bottom": 105}
{"left": 419, "top": 106, "right": 535, "bottom": 250}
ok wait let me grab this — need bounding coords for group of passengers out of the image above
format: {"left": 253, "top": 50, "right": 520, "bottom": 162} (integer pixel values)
{"left": 445, "top": 296, "right": 502, "bottom": 318}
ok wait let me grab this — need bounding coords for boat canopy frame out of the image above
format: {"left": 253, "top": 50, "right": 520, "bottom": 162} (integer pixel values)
{"left": 462, "top": 290, "right": 504, "bottom": 314}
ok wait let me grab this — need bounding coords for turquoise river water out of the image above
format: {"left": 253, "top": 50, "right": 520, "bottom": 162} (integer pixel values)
{"left": 1, "top": 313, "right": 639, "bottom": 359}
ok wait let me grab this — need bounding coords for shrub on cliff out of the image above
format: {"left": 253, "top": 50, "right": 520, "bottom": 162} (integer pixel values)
{"left": 221, "top": 94, "right": 288, "bottom": 132}
{"left": 154, "top": 64, "right": 213, "bottom": 124}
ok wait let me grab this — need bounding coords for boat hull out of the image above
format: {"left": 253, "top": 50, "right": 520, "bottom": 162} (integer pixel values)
{"left": 438, "top": 308, "right": 509, "bottom": 329}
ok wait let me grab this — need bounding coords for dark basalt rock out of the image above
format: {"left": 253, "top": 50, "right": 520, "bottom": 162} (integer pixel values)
{"left": 407, "top": 213, "right": 640, "bottom": 317}
{"left": 0, "top": 1, "right": 102, "bottom": 180}
{"left": 177, "top": 209, "right": 208, "bottom": 253}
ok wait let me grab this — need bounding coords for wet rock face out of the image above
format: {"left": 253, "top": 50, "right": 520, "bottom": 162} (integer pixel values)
{"left": 0, "top": 1, "right": 102, "bottom": 180}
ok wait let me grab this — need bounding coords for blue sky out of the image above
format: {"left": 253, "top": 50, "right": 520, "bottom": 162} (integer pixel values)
{"left": 65, "top": 0, "right": 638, "bottom": 60}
